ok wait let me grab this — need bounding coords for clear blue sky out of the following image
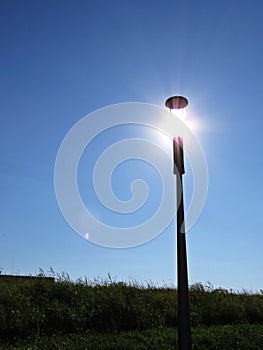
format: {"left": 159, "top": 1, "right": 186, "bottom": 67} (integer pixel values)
{"left": 1, "top": 0, "right": 263, "bottom": 290}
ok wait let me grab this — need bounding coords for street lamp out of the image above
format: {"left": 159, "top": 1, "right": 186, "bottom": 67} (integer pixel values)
{"left": 165, "top": 96, "right": 192, "bottom": 350}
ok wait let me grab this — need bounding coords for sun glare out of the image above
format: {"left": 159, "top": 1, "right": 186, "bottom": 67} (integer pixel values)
{"left": 185, "top": 119, "right": 199, "bottom": 131}
{"left": 169, "top": 108, "right": 201, "bottom": 133}
{"left": 170, "top": 108, "right": 187, "bottom": 120}
{"left": 157, "top": 131, "right": 172, "bottom": 150}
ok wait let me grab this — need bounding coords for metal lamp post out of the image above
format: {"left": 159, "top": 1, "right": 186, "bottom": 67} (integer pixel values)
{"left": 165, "top": 96, "right": 192, "bottom": 350}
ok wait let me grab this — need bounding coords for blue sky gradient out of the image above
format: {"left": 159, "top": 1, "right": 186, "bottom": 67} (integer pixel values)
{"left": 1, "top": 0, "right": 263, "bottom": 290}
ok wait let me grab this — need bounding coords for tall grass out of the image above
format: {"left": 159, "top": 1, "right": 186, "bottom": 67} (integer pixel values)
{"left": 0, "top": 273, "right": 262, "bottom": 342}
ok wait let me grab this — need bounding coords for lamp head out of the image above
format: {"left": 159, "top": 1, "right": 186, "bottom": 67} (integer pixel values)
{"left": 165, "top": 96, "right": 188, "bottom": 110}
{"left": 165, "top": 95, "right": 188, "bottom": 121}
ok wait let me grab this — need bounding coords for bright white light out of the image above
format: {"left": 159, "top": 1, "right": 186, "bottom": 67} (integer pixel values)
{"left": 156, "top": 131, "right": 172, "bottom": 150}
{"left": 170, "top": 108, "right": 187, "bottom": 120}
{"left": 185, "top": 119, "right": 199, "bottom": 131}
{"left": 169, "top": 108, "right": 201, "bottom": 133}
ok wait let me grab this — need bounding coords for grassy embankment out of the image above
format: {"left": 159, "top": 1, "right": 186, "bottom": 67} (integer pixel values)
{"left": 0, "top": 274, "right": 263, "bottom": 349}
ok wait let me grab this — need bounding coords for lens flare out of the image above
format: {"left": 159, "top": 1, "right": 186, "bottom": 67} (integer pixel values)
{"left": 54, "top": 102, "right": 208, "bottom": 248}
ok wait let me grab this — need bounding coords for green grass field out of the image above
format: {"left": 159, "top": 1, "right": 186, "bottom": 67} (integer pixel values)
{"left": 0, "top": 274, "right": 263, "bottom": 349}
{"left": 1, "top": 325, "right": 263, "bottom": 349}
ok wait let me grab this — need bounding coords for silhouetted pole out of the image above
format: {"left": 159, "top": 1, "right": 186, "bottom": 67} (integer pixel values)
{"left": 174, "top": 137, "right": 192, "bottom": 350}
{"left": 165, "top": 96, "right": 192, "bottom": 350}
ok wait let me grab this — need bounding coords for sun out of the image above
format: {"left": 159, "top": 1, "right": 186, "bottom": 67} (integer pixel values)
{"left": 170, "top": 108, "right": 201, "bottom": 133}
{"left": 170, "top": 108, "right": 187, "bottom": 121}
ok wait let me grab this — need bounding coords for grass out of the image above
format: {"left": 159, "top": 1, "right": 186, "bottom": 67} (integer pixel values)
{"left": 0, "top": 273, "right": 263, "bottom": 349}
{"left": 1, "top": 325, "right": 263, "bottom": 349}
